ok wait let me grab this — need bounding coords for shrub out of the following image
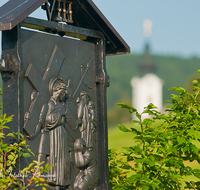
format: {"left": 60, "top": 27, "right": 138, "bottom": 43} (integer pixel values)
{"left": 109, "top": 70, "right": 200, "bottom": 190}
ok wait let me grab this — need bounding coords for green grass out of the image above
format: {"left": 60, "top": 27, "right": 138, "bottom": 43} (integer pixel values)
{"left": 108, "top": 120, "right": 162, "bottom": 149}
{"left": 108, "top": 122, "right": 136, "bottom": 149}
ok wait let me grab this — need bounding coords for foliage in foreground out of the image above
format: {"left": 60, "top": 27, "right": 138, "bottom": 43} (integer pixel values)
{"left": 109, "top": 70, "right": 200, "bottom": 190}
{"left": 0, "top": 88, "right": 51, "bottom": 189}
{"left": 0, "top": 118, "right": 51, "bottom": 189}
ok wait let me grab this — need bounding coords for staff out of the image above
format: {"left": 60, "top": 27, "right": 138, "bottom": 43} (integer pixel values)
{"left": 73, "top": 59, "right": 93, "bottom": 98}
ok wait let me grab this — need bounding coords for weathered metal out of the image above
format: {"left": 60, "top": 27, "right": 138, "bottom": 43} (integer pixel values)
{"left": 0, "top": 0, "right": 130, "bottom": 189}
{"left": 0, "top": 0, "right": 47, "bottom": 31}
{"left": 21, "top": 17, "right": 104, "bottom": 41}
{"left": 1, "top": 23, "right": 111, "bottom": 189}
{"left": 0, "top": 0, "right": 130, "bottom": 55}
{"left": 42, "top": 0, "right": 74, "bottom": 24}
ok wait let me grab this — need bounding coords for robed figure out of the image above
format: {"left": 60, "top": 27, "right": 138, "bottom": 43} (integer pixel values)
{"left": 65, "top": 85, "right": 81, "bottom": 189}
{"left": 45, "top": 78, "right": 79, "bottom": 187}
{"left": 77, "top": 91, "right": 93, "bottom": 149}
{"left": 77, "top": 92, "right": 97, "bottom": 150}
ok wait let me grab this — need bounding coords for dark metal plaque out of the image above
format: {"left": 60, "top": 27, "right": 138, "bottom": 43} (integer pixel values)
{"left": 1, "top": 25, "right": 111, "bottom": 189}
{"left": 22, "top": 29, "right": 98, "bottom": 188}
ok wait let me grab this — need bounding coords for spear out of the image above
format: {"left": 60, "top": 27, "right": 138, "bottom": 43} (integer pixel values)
{"left": 72, "top": 59, "right": 92, "bottom": 98}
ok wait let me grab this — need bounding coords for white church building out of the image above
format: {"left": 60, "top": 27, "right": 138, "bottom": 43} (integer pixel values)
{"left": 130, "top": 19, "right": 163, "bottom": 120}
{"left": 131, "top": 73, "right": 163, "bottom": 120}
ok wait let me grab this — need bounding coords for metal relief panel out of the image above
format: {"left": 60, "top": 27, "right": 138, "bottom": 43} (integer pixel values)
{"left": 21, "top": 29, "right": 98, "bottom": 189}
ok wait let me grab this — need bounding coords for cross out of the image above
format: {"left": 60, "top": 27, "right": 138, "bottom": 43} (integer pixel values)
{"left": 23, "top": 45, "right": 65, "bottom": 136}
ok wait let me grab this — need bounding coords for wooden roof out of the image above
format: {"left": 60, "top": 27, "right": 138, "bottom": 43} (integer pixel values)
{"left": 0, "top": 0, "right": 130, "bottom": 55}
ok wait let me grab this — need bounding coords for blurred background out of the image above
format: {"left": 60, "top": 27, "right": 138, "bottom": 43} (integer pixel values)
{"left": 1, "top": 0, "right": 200, "bottom": 148}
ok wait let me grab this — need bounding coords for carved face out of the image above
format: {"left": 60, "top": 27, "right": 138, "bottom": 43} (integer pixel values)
{"left": 80, "top": 142, "right": 86, "bottom": 152}
{"left": 52, "top": 82, "right": 66, "bottom": 101}
{"left": 76, "top": 97, "right": 81, "bottom": 104}
{"left": 83, "top": 94, "right": 90, "bottom": 104}
{"left": 58, "top": 88, "right": 66, "bottom": 101}
{"left": 88, "top": 101, "right": 95, "bottom": 109}
{"left": 74, "top": 138, "right": 86, "bottom": 152}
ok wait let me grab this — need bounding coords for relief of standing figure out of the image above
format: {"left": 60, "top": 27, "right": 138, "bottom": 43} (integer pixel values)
{"left": 28, "top": 78, "right": 81, "bottom": 189}
{"left": 88, "top": 101, "right": 97, "bottom": 148}
{"left": 77, "top": 91, "right": 94, "bottom": 149}
{"left": 64, "top": 82, "right": 81, "bottom": 190}
{"left": 46, "top": 78, "right": 73, "bottom": 187}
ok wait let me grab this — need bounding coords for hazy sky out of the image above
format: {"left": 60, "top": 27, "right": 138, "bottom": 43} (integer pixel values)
{"left": 0, "top": 0, "right": 200, "bottom": 57}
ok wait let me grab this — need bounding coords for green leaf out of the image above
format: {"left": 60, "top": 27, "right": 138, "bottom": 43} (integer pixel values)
{"left": 47, "top": 164, "right": 54, "bottom": 170}
{"left": 22, "top": 153, "right": 31, "bottom": 157}
{"left": 142, "top": 185, "right": 149, "bottom": 190}
{"left": 192, "top": 79, "right": 198, "bottom": 84}
{"left": 191, "top": 145, "right": 198, "bottom": 155}
{"left": 177, "top": 137, "right": 185, "bottom": 144}
{"left": 187, "top": 128, "right": 194, "bottom": 137}
{"left": 19, "top": 141, "right": 26, "bottom": 146}
{"left": 169, "top": 86, "right": 186, "bottom": 93}
{"left": 168, "top": 87, "right": 178, "bottom": 91}
{"left": 183, "top": 146, "right": 189, "bottom": 153}
{"left": 7, "top": 155, "right": 14, "bottom": 161}
{"left": 131, "top": 128, "right": 142, "bottom": 135}
{"left": 143, "top": 118, "right": 154, "bottom": 125}
{"left": 155, "top": 115, "right": 169, "bottom": 121}
{"left": 193, "top": 169, "right": 200, "bottom": 178}
{"left": 118, "top": 125, "right": 130, "bottom": 132}
{"left": 127, "top": 174, "right": 140, "bottom": 182}
{"left": 0, "top": 132, "right": 5, "bottom": 138}
{"left": 147, "top": 103, "right": 158, "bottom": 109}
{"left": 174, "top": 163, "right": 180, "bottom": 168}
{"left": 28, "top": 162, "right": 35, "bottom": 169}
{"left": 149, "top": 161, "right": 155, "bottom": 167}
{"left": 116, "top": 103, "right": 137, "bottom": 113}
{"left": 149, "top": 155, "right": 155, "bottom": 161}
{"left": 6, "top": 133, "right": 16, "bottom": 138}
{"left": 194, "top": 131, "right": 200, "bottom": 140}
{"left": 151, "top": 182, "right": 159, "bottom": 190}
{"left": 132, "top": 120, "right": 140, "bottom": 124}
{"left": 122, "top": 147, "right": 132, "bottom": 152}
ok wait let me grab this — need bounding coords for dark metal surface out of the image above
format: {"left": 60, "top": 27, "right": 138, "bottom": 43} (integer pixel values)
{"left": 42, "top": 0, "right": 74, "bottom": 24}
{"left": 0, "top": 0, "right": 47, "bottom": 31}
{"left": 22, "top": 17, "right": 104, "bottom": 41}
{"left": 0, "top": 0, "right": 127, "bottom": 188}
{"left": 1, "top": 25, "right": 111, "bottom": 189}
{"left": 0, "top": 0, "right": 130, "bottom": 55}
{"left": 96, "top": 38, "right": 111, "bottom": 190}
{"left": 1, "top": 24, "right": 24, "bottom": 171}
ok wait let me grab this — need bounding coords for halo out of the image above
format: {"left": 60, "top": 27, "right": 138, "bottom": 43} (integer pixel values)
{"left": 49, "top": 77, "right": 64, "bottom": 96}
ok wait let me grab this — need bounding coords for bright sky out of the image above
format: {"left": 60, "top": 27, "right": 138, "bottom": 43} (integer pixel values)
{"left": 0, "top": 0, "right": 200, "bottom": 57}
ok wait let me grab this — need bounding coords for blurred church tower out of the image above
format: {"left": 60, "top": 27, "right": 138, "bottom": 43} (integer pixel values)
{"left": 131, "top": 19, "right": 163, "bottom": 120}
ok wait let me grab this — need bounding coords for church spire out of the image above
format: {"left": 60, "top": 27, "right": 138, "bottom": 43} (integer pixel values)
{"left": 139, "top": 19, "right": 156, "bottom": 76}
{"left": 143, "top": 19, "right": 152, "bottom": 38}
